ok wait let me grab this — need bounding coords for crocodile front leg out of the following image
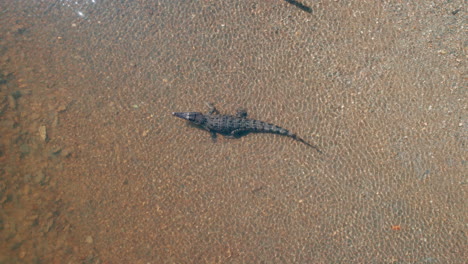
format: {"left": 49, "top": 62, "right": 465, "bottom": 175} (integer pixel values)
{"left": 205, "top": 102, "right": 219, "bottom": 115}
{"left": 236, "top": 108, "right": 248, "bottom": 118}
{"left": 210, "top": 131, "right": 218, "bottom": 142}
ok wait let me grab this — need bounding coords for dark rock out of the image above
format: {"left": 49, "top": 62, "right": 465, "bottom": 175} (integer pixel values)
{"left": 11, "top": 90, "right": 22, "bottom": 100}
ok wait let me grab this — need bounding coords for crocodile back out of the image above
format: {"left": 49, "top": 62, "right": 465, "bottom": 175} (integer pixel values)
{"left": 205, "top": 114, "right": 294, "bottom": 136}
{"left": 244, "top": 119, "right": 292, "bottom": 136}
{"left": 205, "top": 115, "right": 245, "bottom": 134}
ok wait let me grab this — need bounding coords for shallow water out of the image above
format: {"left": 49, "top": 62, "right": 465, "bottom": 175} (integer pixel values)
{"left": 0, "top": 0, "right": 466, "bottom": 263}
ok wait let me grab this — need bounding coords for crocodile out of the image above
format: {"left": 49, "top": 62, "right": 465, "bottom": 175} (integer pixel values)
{"left": 172, "top": 103, "right": 322, "bottom": 153}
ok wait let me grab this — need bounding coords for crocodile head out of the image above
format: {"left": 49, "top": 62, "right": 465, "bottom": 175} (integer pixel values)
{"left": 172, "top": 112, "right": 206, "bottom": 125}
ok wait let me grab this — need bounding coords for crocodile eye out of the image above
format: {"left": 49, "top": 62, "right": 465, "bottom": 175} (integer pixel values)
{"left": 187, "top": 113, "right": 197, "bottom": 121}
{"left": 182, "top": 112, "right": 201, "bottom": 122}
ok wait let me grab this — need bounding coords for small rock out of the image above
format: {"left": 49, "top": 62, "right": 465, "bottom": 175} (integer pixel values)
{"left": 19, "top": 144, "right": 30, "bottom": 155}
{"left": 437, "top": 49, "right": 447, "bottom": 55}
{"left": 85, "top": 236, "right": 93, "bottom": 244}
{"left": 51, "top": 147, "right": 62, "bottom": 156}
{"left": 52, "top": 113, "right": 59, "bottom": 127}
{"left": 38, "top": 125, "right": 47, "bottom": 142}
{"left": 19, "top": 248, "right": 26, "bottom": 259}
{"left": 57, "top": 101, "right": 70, "bottom": 113}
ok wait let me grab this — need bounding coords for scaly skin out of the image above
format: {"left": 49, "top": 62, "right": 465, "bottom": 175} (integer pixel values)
{"left": 172, "top": 103, "right": 322, "bottom": 153}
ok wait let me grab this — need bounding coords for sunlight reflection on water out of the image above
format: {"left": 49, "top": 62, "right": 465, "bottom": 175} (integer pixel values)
{"left": 60, "top": 0, "right": 97, "bottom": 19}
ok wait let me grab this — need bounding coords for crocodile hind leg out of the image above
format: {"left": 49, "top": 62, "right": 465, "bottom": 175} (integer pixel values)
{"left": 228, "top": 128, "right": 250, "bottom": 138}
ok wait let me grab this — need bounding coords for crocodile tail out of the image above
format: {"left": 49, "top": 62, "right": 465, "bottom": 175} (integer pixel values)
{"left": 247, "top": 120, "right": 284, "bottom": 133}
{"left": 289, "top": 133, "right": 323, "bottom": 154}
{"left": 264, "top": 123, "right": 322, "bottom": 154}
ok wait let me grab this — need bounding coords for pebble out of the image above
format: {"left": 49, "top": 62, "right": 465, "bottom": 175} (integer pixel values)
{"left": 85, "top": 236, "right": 93, "bottom": 244}
{"left": 52, "top": 113, "right": 59, "bottom": 127}
{"left": 51, "top": 147, "right": 62, "bottom": 156}
{"left": 57, "top": 102, "right": 68, "bottom": 112}
{"left": 38, "top": 125, "right": 47, "bottom": 142}
{"left": 19, "top": 249, "right": 26, "bottom": 259}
